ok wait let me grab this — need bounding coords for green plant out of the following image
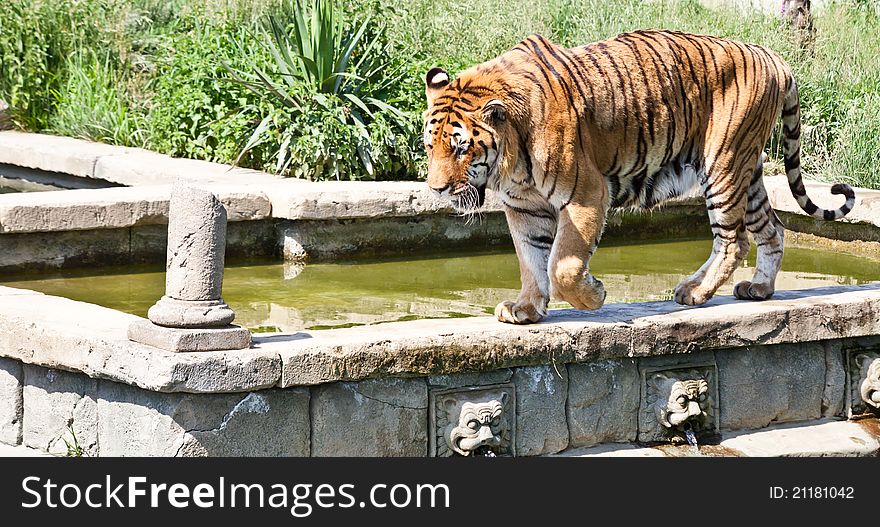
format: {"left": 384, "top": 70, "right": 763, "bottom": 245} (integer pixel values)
{"left": 227, "top": 0, "right": 415, "bottom": 179}
{"left": 145, "top": 19, "right": 274, "bottom": 165}
{"left": 62, "top": 423, "right": 86, "bottom": 458}
{"left": 0, "top": 0, "right": 126, "bottom": 129}
{"left": 49, "top": 52, "right": 146, "bottom": 146}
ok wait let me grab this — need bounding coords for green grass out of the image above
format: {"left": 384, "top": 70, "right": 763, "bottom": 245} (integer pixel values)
{"left": 0, "top": 0, "right": 878, "bottom": 188}
{"left": 48, "top": 52, "right": 146, "bottom": 146}
{"left": 381, "top": 0, "right": 880, "bottom": 190}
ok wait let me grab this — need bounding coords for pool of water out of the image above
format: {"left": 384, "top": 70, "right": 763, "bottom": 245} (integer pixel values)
{"left": 0, "top": 174, "right": 57, "bottom": 193}
{"left": 1, "top": 238, "right": 877, "bottom": 332}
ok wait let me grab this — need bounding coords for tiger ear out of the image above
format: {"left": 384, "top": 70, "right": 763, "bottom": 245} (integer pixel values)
{"left": 482, "top": 99, "right": 506, "bottom": 124}
{"left": 425, "top": 67, "right": 450, "bottom": 105}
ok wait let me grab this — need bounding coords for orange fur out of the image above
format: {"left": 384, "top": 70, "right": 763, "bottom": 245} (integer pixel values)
{"left": 423, "top": 30, "right": 855, "bottom": 324}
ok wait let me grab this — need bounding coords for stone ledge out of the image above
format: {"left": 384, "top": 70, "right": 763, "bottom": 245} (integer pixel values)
{"left": 0, "top": 179, "right": 469, "bottom": 233}
{"left": 93, "top": 151, "right": 282, "bottom": 186}
{"left": 0, "top": 131, "right": 282, "bottom": 186}
{"left": 0, "top": 185, "right": 272, "bottom": 233}
{"left": 553, "top": 418, "right": 880, "bottom": 457}
{"left": 268, "top": 284, "right": 880, "bottom": 386}
{"left": 0, "top": 131, "right": 128, "bottom": 179}
{"left": 1, "top": 176, "right": 872, "bottom": 235}
{"left": 764, "top": 175, "right": 880, "bottom": 228}
{"left": 2, "top": 283, "right": 876, "bottom": 393}
{"left": 0, "top": 286, "right": 281, "bottom": 393}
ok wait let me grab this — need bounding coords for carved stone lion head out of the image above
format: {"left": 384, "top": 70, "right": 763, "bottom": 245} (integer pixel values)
{"left": 650, "top": 373, "right": 710, "bottom": 430}
{"left": 444, "top": 393, "right": 510, "bottom": 456}
{"left": 857, "top": 355, "right": 880, "bottom": 410}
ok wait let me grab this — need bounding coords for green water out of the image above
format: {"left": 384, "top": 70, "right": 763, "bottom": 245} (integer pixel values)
{"left": 0, "top": 186, "right": 19, "bottom": 194}
{"left": 1, "top": 238, "right": 877, "bottom": 332}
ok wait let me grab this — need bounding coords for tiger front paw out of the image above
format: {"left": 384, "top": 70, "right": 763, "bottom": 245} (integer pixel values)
{"left": 494, "top": 300, "right": 545, "bottom": 324}
{"left": 553, "top": 275, "right": 606, "bottom": 311}
{"left": 673, "top": 281, "right": 713, "bottom": 306}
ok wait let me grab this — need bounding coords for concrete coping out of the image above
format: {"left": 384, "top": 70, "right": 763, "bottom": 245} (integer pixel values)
{"left": 0, "top": 282, "right": 877, "bottom": 393}
{"left": 0, "top": 130, "right": 282, "bottom": 185}
{"left": 2, "top": 131, "right": 879, "bottom": 233}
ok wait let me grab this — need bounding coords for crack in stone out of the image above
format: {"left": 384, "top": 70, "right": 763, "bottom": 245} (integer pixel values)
{"left": 170, "top": 230, "right": 198, "bottom": 269}
{"left": 349, "top": 385, "right": 427, "bottom": 410}
{"left": 182, "top": 393, "right": 270, "bottom": 437}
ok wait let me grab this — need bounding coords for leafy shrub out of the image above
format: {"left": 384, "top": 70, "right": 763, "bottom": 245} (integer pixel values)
{"left": 226, "top": 0, "right": 419, "bottom": 180}
{"left": 145, "top": 19, "right": 274, "bottom": 165}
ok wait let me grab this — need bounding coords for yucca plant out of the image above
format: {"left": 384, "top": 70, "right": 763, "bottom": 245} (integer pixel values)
{"left": 226, "top": 0, "right": 411, "bottom": 178}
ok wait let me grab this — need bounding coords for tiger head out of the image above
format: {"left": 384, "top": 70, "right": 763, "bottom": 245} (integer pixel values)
{"left": 423, "top": 67, "right": 510, "bottom": 211}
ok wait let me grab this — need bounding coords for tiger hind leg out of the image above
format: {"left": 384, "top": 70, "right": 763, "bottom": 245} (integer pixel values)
{"left": 673, "top": 162, "right": 751, "bottom": 306}
{"left": 734, "top": 157, "right": 785, "bottom": 300}
{"left": 674, "top": 225, "right": 750, "bottom": 305}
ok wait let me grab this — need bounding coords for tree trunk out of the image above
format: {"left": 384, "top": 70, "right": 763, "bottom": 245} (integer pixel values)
{"left": 782, "top": 0, "right": 816, "bottom": 49}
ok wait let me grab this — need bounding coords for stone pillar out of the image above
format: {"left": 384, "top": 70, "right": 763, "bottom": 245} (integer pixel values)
{"left": 128, "top": 181, "right": 251, "bottom": 352}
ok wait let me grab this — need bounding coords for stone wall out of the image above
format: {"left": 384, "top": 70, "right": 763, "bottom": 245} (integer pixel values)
{"left": 1, "top": 335, "right": 875, "bottom": 456}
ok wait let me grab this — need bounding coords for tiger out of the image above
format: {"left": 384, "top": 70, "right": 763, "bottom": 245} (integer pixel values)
{"left": 422, "top": 29, "right": 855, "bottom": 324}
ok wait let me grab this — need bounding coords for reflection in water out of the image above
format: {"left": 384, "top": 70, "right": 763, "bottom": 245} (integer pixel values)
{"left": 1, "top": 238, "right": 877, "bottom": 333}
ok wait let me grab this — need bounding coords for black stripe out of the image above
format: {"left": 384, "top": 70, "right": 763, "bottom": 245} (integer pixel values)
{"left": 503, "top": 202, "right": 556, "bottom": 221}
{"left": 520, "top": 71, "right": 549, "bottom": 101}
{"left": 541, "top": 37, "right": 591, "bottom": 111}
{"left": 561, "top": 162, "right": 580, "bottom": 209}
{"left": 525, "top": 37, "right": 564, "bottom": 103}
{"left": 597, "top": 43, "right": 629, "bottom": 132}
{"left": 750, "top": 163, "right": 764, "bottom": 186}
{"left": 746, "top": 214, "right": 770, "bottom": 232}
{"left": 788, "top": 177, "right": 806, "bottom": 197}
{"left": 746, "top": 195, "right": 769, "bottom": 214}
{"left": 528, "top": 234, "right": 555, "bottom": 246}
{"left": 802, "top": 201, "right": 818, "bottom": 214}
{"left": 709, "top": 220, "right": 742, "bottom": 231}
{"left": 784, "top": 152, "right": 800, "bottom": 172}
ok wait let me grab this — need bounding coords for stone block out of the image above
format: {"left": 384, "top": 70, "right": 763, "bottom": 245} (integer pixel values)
{"left": 513, "top": 366, "right": 569, "bottom": 456}
{"left": 0, "top": 291, "right": 280, "bottom": 393}
{"left": 97, "top": 380, "right": 310, "bottom": 456}
{"left": 22, "top": 366, "right": 98, "bottom": 456}
{"left": 310, "top": 378, "right": 428, "bottom": 457}
{"left": 716, "top": 342, "right": 825, "bottom": 430}
{"left": 94, "top": 151, "right": 281, "bottom": 186}
{"left": 0, "top": 130, "right": 125, "bottom": 177}
{"left": 128, "top": 319, "right": 252, "bottom": 352}
{"left": 0, "top": 357, "right": 23, "bottom": 445}
{"left": 0, "top": 228, "right": 131, "bottom": 273}
{"left": 428, "top": 369, "right": 513, "bottom": 389}
{"left": 278, "top": 213, "right": 511, "bottom": 263}
{"left": 566, "top": 359, "right": 639, "bottom": 448}
{"left": 720, "top": 419, "right": 880, "bottom": 457}
{"left": 822, "top": 342, "right": 846, "bottom": 418}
